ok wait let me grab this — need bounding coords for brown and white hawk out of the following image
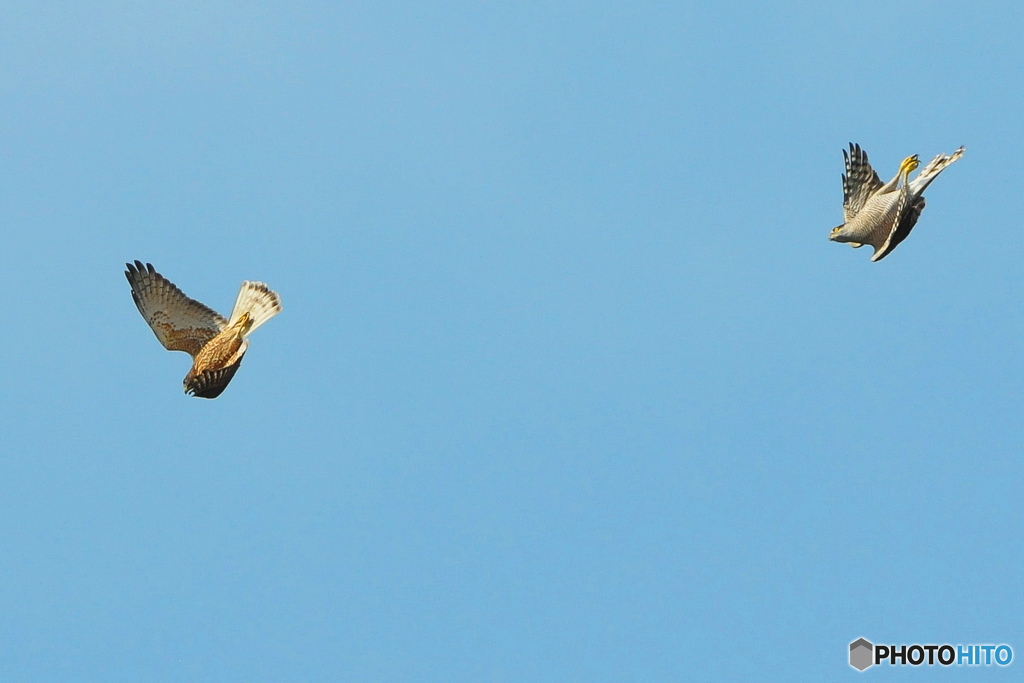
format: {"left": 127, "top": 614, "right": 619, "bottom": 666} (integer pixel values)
{"left": 125, "top": 260, "right": 282, "bottom": 398}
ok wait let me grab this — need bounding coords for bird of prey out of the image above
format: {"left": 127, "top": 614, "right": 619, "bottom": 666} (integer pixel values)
{"left": 125, "top": 261, "right": 282, "bottom": 398}
{"left": 830, "top": 143, "right": 964, "bottom": 261}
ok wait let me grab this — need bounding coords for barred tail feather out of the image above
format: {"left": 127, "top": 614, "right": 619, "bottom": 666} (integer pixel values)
{"left": 909, "top": 146, "right": 964, "bottom": 194}
{"left": 229, "top": 281, "right": 282, "bottom": 335}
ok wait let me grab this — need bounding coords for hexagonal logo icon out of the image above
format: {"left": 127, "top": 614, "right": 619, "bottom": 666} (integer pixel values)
{"left": 850, "top": 638, "right": 874, "bottom": 671}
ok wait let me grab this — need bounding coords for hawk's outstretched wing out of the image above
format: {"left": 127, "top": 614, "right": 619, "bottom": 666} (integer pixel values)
{"left": 186, "top": 354, "right": 246, "bottom": 399}
{"left": 125, "top": 260, "right": 227, "bottom": 357}
{"left": 842, "top": 143, "right": 884, "bottom": 223}
{"left": 872, "top": 191, "right": 926, "bottom": 263}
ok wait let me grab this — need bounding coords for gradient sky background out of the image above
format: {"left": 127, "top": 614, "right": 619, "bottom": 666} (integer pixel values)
{"left": 0, "top": 2, "right": 1020, "bottom": 680}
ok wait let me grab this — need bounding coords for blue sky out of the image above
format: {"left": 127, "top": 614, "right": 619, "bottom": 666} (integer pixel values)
{"left": 0, "top": 2, "right": 1020, "bottom": 680}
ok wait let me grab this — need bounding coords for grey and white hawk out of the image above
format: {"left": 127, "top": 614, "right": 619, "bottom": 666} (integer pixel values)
{"left": 830, "top": 143, "right": 964, "bottom": 261}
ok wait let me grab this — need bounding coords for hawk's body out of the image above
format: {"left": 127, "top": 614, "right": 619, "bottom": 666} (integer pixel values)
{"left": 830, "top": 143, "right": 964, "bottom": 261}
{"left": 125, "top": 261, "right": 282, "bottom": 398}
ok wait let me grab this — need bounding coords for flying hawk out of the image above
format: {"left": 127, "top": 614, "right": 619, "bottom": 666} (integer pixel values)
{"left": 830, "top": 143, "right": 963, "bottom": 261}
{"left": 125, "top": 260, "right": 282, "bottom": 398}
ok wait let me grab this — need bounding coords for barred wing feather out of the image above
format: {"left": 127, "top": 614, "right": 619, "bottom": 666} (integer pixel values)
{"left": 842, "top": 143, "right": 884, "bottom": 223}
{"left": 124, "top": 260, "right": 227, "bottom": 357}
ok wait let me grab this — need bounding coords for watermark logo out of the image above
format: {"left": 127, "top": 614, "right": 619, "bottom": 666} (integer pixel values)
{"left": 849, "top": 638, "right": 1013, "bottom": 671}
{"left": 850, "top": 638, "right": 873, "bottom": 671}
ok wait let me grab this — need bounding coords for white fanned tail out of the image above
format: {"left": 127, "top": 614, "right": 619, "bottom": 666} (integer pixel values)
{"left": 228, "top": 281, "right": 282, "bottom": 335}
